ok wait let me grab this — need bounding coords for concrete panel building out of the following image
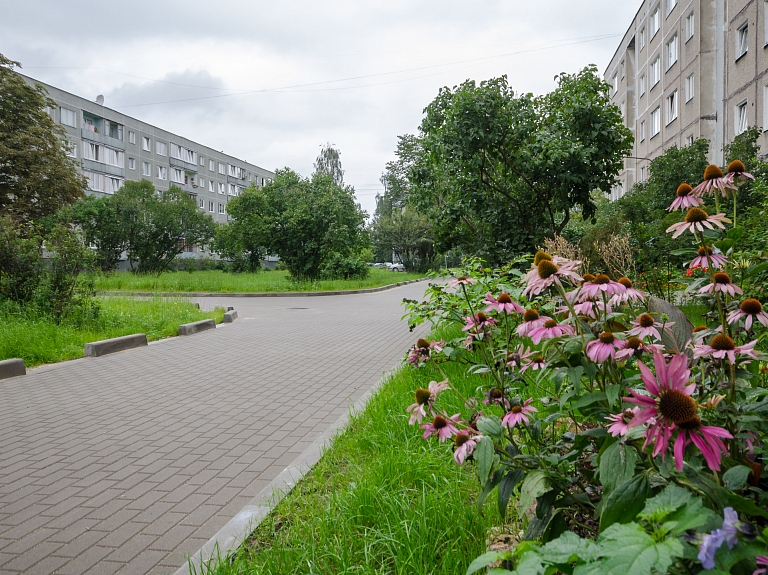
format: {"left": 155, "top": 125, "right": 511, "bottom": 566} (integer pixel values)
{"left": 605, "top": 0, "right": 768, "bottom": 200}
{"left": 20, "top": 74, "right": 274, "bottom": 226}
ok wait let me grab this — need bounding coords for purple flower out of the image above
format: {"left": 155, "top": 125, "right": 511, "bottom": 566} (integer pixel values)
{"left": 721, "top": 507, "right": 740, "bottom": 549}
{"left": 505, "top": 345, "right": 535, "bottom": 370}
{"left": 610, "top": 277, "right": 647, "bottom": 305}
{"left": 517, "top": 309, "right": 549, "bottom": 337}
{"left": 698, "top": 272, "right": 743, "bottom": 297}
{"left": 615, "top": 337, "right": 664, "bottom": 360}
{"left": 628, "top": 313, "right": 672, "bottom": 341}
{"left": 668, "top": 183, "right": 704, "bottom": 211}
{"left": 754, "top": 555, "right": 768, "bottom": 575}
{"left": 453, "top": 432, "right": 479, "bottom": 465}
{"left": 527, "top": 319, "right": 575, "bottom": 345}
{"left": 569, "top": 300, "right": 611, "bottom": 319}
{"left": 463, "top": 312, "right": 497, "bottom": 332}
{"left": 580, "top": 273, "right": 627, "bottom": 299}
{"left": 692, "top": 164, "right": 737, "bottom": 198}
{"left": 727, "top": 298, "right": 768, "bottom": 331}
{"left": 690, "top": 245, "right": 727, "bottom": 270}
{"left": 406, "top": 338, "right": 445, "bottom": 367}
{"left": 501, "top": 399, "right": 537, "bottom": 428}
{"left": 698, "top": 529, "right": 725, "bottom": 569}
{"left": 724, "top": 160, "right": 755, "bottom": 187}
{"left": 483, "top": 387, "right": 510, "bottom": 410}
{"left": 448, "top": 275, "right": 476, "bottom": 288}
{"left": 406, "top": 380, "right": 449, "bottom": 425}
{"left": 520, "top": 354, "right": 547, "bottom": 372}
{"left": 421, "top": 412, "right": 460, "bottom": 442}
{"left": 484, "top": 292, "right": 524, "bottom": 315}
{"left": 667, "top": 208, "right": 731, "bottom": 239}
{"left": 606, "top": 409, "right": 640, "bottom": 437}
{"left": 692, "top": 334, "right": 758, "bottom": 364}
{"left": 522, "top": 257, "right": 582, "bottom": 298}
{"left": 586, "top": 332, "right": 626, "bottom": 363}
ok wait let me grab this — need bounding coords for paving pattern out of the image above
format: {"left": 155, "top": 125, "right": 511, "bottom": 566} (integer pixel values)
{"left": 0, "top": 283, "right": 430, "bottom": 575}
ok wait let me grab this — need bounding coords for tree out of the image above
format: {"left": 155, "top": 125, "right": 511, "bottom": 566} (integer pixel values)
{"left": 66, "top": 195, "right": 125, "bottom": 271}
{"left": 372, "top": 208, "right": 435, "bottom": 273}
{"left": 0, "top": 54, "right": 86, "bottom": 228}
{"left": 313, "top": 143, "right": 345, "bottom": 187}
{"left": 213, "top": 189, "right": 270, "bottom": 272}
{"left": 228, "top": 169, "right": 368, "bottom": 280}
{"left": 407, "top": 66, "right": 633, "bottom": 263}
{"left": 113, "top": 180, "right": 215, "bottom": 273}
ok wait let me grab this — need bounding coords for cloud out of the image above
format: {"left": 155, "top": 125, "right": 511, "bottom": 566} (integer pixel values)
{"left": 0, "top": 0, "right": 639, "bottom": 215}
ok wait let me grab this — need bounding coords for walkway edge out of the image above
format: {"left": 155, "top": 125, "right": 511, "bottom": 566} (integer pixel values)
{"left": 174, "top": 363, "right": 403, "bottom": 575}
{"left": 101, "top": 278, "right": 428, "bottom": 298}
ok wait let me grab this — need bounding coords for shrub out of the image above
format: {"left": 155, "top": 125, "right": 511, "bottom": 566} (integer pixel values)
{"left": 319, "top": 252, "right": 370, "bottom": 280}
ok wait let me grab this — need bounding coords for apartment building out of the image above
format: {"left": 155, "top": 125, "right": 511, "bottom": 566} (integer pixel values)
{"left": 20, "top": 74, "right": 274, "bottom": 225}
{"left": 605, "top": 0, "right": 768, "bottom": 200}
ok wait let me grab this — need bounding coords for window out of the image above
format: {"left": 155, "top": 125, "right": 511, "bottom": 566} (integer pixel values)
{"left": 640, "top": 166, "right": 646, "bottom": 182}
{"left": 736, "top": 100, "right": 748, "bottom": 135}
{"left": 218, "top": 162, "right": 225, "bottom": 175}
{"left": 104, "top": 147, "right": 124, "bottom": 167}
{"left": 157, "top": 166, "right": 168, "bottom": 180}
{"left": 129, "top": 131, "right": 136, "bottom": 144}
{"left": 83, "top": 142, "right": 123, "bottom": 167}
{"left": 686, "top": 135, "right": 695, "bottom": 146}
{"left": 156, "top": 141, "right": 167, "bottom": 156}
{"left": 667, "top": 0, "right": 676, "bottom": 15}
{"left": 736, "top": 23, "right": 748, "bottom": 59}
{"left": 104, "top": 120, "right": 123, "bottom": 141}
{"left": 218, "top": 203, "right": 225, "bottom": 214}
{"left": 650, "top": 6, "right": 660, "bottom": 38}
{"left": 639, "top": 27, "right": 646, "bottom": 50}
{"left": 208, "top": 201, "right": 214, "bottom": 213}
{"left": 105, "top": 176, "right": 123, "bottom": 194}
{"left": 128, "top": 158, "right": 135, "bottom": 170}
{"left": 171, "top": 167, "right": 184, "bottom": 183}
{"left": 765, "top": 85, "right": 768, "bottom": 132}
{"left": 640, "top": 120, "right": 646, "bottom": 141}
{"left": 620, "top": 60, "right": 625, "bottom": 79}
{"left": 651, "top": 57, "right": 661, "bottom": 86}
{"left": 142, "top": 162, "right": 151, "bottom": 176}
{"left": 60, "top": 108, "right": 76, "bottom": 128}
{"left": 228, "top": 183, "right": 236, "bottom": 196}
{"left": 620, "top": 101, "right": 626, "bottom": 119}
{"left": 666, "top": 90, "right": 678, "bottom": 124}
{"left": 142, "top": 136, "right": 151, "bottom": 151}
{"left": 612, "top": 73, "right": 618, "bottom": 95}
{"left": 651, "top": 106, "right": 661, "bottom": 136}
{"left": 200, "top": 156, "right": 205, "bottom": 166}
{"left": 685, "top": 74, "right": 695, "bottom": 102}
{"left": 218, "top": 182, "right": 225, "bottom": 194}
{"left": 667, "top": 35, "right": 678, "bottom": 68}
{"left": 686, "top": 11, "right": 695, "bottom": 41}
{"left": 170, "top": 143, "right": 197, "bottom": 164}
{"left": 64, "top": 141, "right": 77, "bottom": 158}
{"left": 84, "top": 172, "right": 123, "bottom": 194}
{"left": 639, "top": 74, "right": 646, "bottom": 96}
{"left": 198, "top": 198, "right": 205, "bottom": 209}
{"left": 199, "top": 178, "right": 204, "bottom": 187}
{"left": 209, "top": 159, "right": 215, "bottom": 171}
{"left": 209, "top": 180, "right": 214, "bottom": 192}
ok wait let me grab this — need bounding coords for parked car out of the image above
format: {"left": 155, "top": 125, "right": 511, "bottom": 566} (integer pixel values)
{"left": 390, "top": 263, "right": 405, "bottom": 272}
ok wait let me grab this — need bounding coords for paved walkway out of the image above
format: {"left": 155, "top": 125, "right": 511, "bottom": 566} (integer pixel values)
{"left": 0, "top": 283, "right": 430, "bottom": 575}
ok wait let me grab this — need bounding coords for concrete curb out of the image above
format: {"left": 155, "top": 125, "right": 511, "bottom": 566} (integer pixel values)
{"left": 0, "top": 358, "right": 26, "bottom": 380}
{"left": 174, "top": 364, "right": 402, "bottom": 575}
{"left": 101, "top": 278, "right": 428, "bottom": 299}
{"left": 223, "top": 310, "right": 238, "bottom": 323}
{"left": 84, "top": 334, "right": 148, "bottom": 357}
{"left": 178, "top": 319, "right": 217, "bottom": 336}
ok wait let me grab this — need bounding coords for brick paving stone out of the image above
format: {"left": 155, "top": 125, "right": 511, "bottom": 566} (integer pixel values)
{"left": 0, "top": 283, "right": 430, "bottom": 573}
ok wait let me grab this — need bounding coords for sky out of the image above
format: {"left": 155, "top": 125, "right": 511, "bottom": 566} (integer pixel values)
{"left": 0, "top": 0, "right": 639, "bottom": 218}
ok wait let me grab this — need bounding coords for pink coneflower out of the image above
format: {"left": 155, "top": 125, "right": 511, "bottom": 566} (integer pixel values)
{"left": 690, "top": 245, "right": 727, "bottom": 270}
{"left": 615, "top": 336, "right": 665, "bottom": 360}
{"left": 692, "top": 334, "right": 758, "bottom": 364}
{"left": 516, "top": 309, "right": 549, "bottom": 337}
{"left": 453, "top": 432, "right": 479, "bottom": 465}
{"left": 421, "top": 412, "right": 460, "bottom": 442}
{"left": 667, "top": 183, "right": 704, "bottom": 211}
{"left": 406, "top": 380, "right": 449, "bottom": 425}
{"left": 692, "top": 325, "right": 710, "bottom": 341}
{"left": 723, "top": 159, "right": 755, "bottom": 187}
{"left": 580, "top": 273, "right": 627, "bottom": 299}
{"left": 606, "top": 409, "right": 641, "bottom": 437}
{"left": 505, "top": 346, "right": 535, "bottom": 370}
{"left": 483, "top": 386, "right": 511, "bottom": 410}
{"left": 691, "top": 164, "right": 737, "bottom": 197}
{"left": 501, "top": 399, "right": 537, "bottom": 428}
{"left": 522, "top": 257, "right": 582, "bottom": 297}
{"left": 610, "top": 277, "right": 648, "bottom": 305}
{"left": 666, "top": 208, "right": 731, "bottom": 239}
{"left": 754, "top": 556, "right": 768, "bottom": 575}
{"left": 448, "top": 275, "right": 476, "bottom": 288}
{"left": 727, "top": 298, "right": 768, "bottom": 330}
{"left": 568, "top": 300, "right": 611, "bottom": 319}
{"left": 625, "top": 351, "right": 732, "bottom": 472}
{"left": 520, "top": 354, "right": 547, "bottom": 372}
{"left": 462, "top": 312, "right": 497, "bottom": 332}
{"left": 484, "top": 292, "right": 524, "bottom": 315}
{"left": 586, "top": 331, "right": 626, "bottom": 363}
{"left": 698, "top": 272, "right": 743, "bottom": 297}
{"left": 528, "top": 319, "right": 575, "bottom": 344}
{"left": 406, "top": 338, "right": 445, "bottom": 367}
{"left": 628, "top": 313, "right": 672, "bottom": 341}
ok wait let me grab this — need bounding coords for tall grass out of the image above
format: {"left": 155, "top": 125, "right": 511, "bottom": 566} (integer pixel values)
{"left": 200, "top": 325, "right": 532, "bottom": 575}
{"left": 94, "top": 268, "right": 423, "bottom": 294}
{"left": 0, "top": 297, "right": 223, "bottom": 367}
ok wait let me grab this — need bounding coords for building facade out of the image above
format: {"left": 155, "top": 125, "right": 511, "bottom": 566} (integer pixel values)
{"left": 605, "top": 0, "right": 768, "bottom": 200}
{"left": 20, "top": 74, "right": 274, "bottom": 226}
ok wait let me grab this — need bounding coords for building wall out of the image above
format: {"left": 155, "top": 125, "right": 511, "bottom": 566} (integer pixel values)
{"left": 21, "top": 74, "right": 275, "bottom": 228}
{"left": 605, "top": 0, "right": 767, "bottom": 199}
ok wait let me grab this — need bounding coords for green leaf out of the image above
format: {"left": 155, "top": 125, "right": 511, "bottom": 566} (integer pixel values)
{"left": 477, "top": 415, "right": 504, "bottom": 439}
{"left": 600, "top": 474, "right": 650, "bottom": 531}
{"left": 466, "top": 551, "right": 507, "bottom": 575}
{"left": 726, "top": 491, "right": 768, "bottom": 519}
{"left": 498, "top": 469, "right": 525, "bottom": 519}
{"left": 745, "top": 261, "right": 768, "bottom": 279}
{"left": 518, "top": 470, "right": 551, "bottom": 516}
{"left": 639, "top": 484, "right": 690, "bottom": 520}
{"left": 596, "top": 522, "right": 684, "bottom": 575}
{"left": 541, "top": 531, "right": 600, "bottom": 564}
{"left": 605, "top": 384, "right": 620, "bottom": 408}
{"left": 710, "top": 539, "right": 766, "bottom": 572}
{"left": 598, "top": 442, "right": 637, "bottom": 494}
{"left": 570, "top": 391, "right": 607, "bottom": 411}
{"left": 478, "top": 469, "right": 503, "bottom": 512}
{"left": 475, "top": 436, "right": 495, "bottom": 485}
{"left": 723, "top": 465, "right": 752, "bottom": 490}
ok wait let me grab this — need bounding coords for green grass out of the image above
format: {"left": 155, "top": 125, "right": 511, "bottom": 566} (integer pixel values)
{"left": 678, "top": 303, "right": 709, "bottom": 327}
{"left": 0, "top": 297, "right": 224, "bottom": 367}
{"left": 199, "top": 325, "right": 503, "bottom": 575}
{"left": 93, "top": 268, "right": 424, "bottom": 294}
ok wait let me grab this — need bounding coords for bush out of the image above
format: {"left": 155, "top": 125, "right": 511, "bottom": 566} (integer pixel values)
{"left": 0, "top": 216, "right": 43, "bottom": 304}
{"left": 319, "top": 252, "right": 370, "bottom": 280}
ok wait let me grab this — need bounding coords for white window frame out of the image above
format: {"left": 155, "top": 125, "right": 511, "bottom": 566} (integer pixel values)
{"left": 620, "top": 60, "right": 625, "bottom": 79}
{"left": 129, "top": 131, "right": 136, "bottom": 145}
{"left": 651, "top": 106, "right": 661, "bottom": 137}
{"left": 685, "top": 11, "right": 695, "bottom": 41}
{"left": 666, "top": 90, "right": 678, "bottom": 124}
{"left": 639, "top": 27, "right": 646, "bottom": 50}
{"left": 667, "top": 0, "right": 677, "bottom": 16}
{"left": 209, "top": 159, "right": 215, "bottom": 172}
{"left": 59, "top": 107, "right": 76, "bottom": 128}
{"left": 736, "top": 22, "right": 748, "bottom": 60}
{"left": 667, "top": 34, "right": 678, "bottom": 69}
{"left": 639, "top": 74, "right": 646, "bottom": 96}
{"left": 209, "top": 181, "right": 214, "bottom": 192}
{"left": 200, "top": 156, "right": 205, "bottom": 166}
{"left": 218, "top": 162, "right": 226, "bottom": 175}
{"left": 171, "top": 167, "right": 184, "bottom": 183}
{"left": 640, "top": 120, "right": 646, "bottom": 141}
{"left": 765, "top": 85, "right": 768, "bottom": 131}
{"left": 128, "top": 158, "right": 135, "bottom": 170}
{"left": 685, "top": 74, "right": 695, "bottom": 102}
{"left": 650, "top": 6, "right": 661, "bottom": 38}
{"left": 218, "top": 203, "right": 225, "bottom": 214}
{"left": 735, "top": 100, "right": 748, "bottom": 135}
{"left": 218, "top": 182, "right": 225, "bottom": 194}
{"left": 198, "top": 177, "right": 204, "bottom": 188}
{"left": 142, "top": 136, "right": 151, "bottom": 152}
{"left": 198, "top": 198, "right": 205, "bottom": 209}
{"left": 228, "top": 183, "right": 236, "bottom": 196}
{"left": 156, "top": 166, "right": 168, "bottom": 180}
{"left": 640, "top": 166, "right": 646, "bottom": 182}
{"left": 208, "top": 201, "right": 214, "bottom": 213}
{"left": 651, "top": 57, "right": 661, "bottom": 86}
{"left": 142, "top": 161, "right": 151, "bottom": 177}
{"left": 155, "top": 141, "right": 167, "bottom": 156}
{"left": 686, "top": 135, "right": 695, "bottom": 146}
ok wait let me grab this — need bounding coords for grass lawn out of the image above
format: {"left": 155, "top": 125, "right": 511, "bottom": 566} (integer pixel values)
{"left": 0, "top": 297, "right": 224, "bottom": 368}
{"left": 200, "top": 325, "right": 503, "bottom": 575}
{"left": 94, "top": 268, "right": 424, "bottom": 294}
{"left": 679, "top": 303, "right": 709, "bottom": 327}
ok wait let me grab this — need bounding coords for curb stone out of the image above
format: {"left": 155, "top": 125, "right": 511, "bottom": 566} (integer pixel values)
{"left": 174, "top": 364, "right": 402, "bottom": 575}
{"left": 84, "top": 333, "right": 148, "bottom": 357}
{"left": 178, "top": 319, "right": 217, "bottom": 336}
{"left": 0, "top": 358, "right": 26, "bottom": 380}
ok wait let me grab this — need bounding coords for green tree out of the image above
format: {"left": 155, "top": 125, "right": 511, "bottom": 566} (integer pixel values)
{"left": 228, "top": 169, "right": 368, "bottom": 280}
{"left": 313, "top": 143, "right": 345, "bottom": 187}
{"left": 113, "top": 180, "right": 215, "bottom": 273}
{"left": 0, "top": 214, "right": 43, "bottom": 304}
{"left": 213, "top": 189, "right": 269, "bottom": 272}
{"left": 407, "top": 66, "right": 632, "bottom": 262}
{"left": 372, "top": 208, "right": 435, "bottom": 273}
{"left": 66, "top": 195, "right": 125, "bottom": 271}
{"left": 0, "top": 54, "right": 86, "bottom": 228}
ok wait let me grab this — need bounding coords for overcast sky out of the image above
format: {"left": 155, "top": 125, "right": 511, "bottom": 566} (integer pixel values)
{"left": 0, "top": 0, "right": 638, "bottom": 217}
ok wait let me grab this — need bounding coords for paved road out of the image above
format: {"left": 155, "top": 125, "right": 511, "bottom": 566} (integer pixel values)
{"left": 0, "top": 283, "right": 430, "bottom": 575}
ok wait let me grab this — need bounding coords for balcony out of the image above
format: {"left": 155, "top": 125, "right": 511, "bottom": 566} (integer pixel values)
{"left": 226, "top": 174, "right": 246, "bottom": 185}
{"left": 81, "top": 159, "right": 125, "bottom": 178}
{"left": 170, "top": 156, "right": 197, "bottom": 173}
{"left": 81, "top": 129, "right": 125, "bottom": 150}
